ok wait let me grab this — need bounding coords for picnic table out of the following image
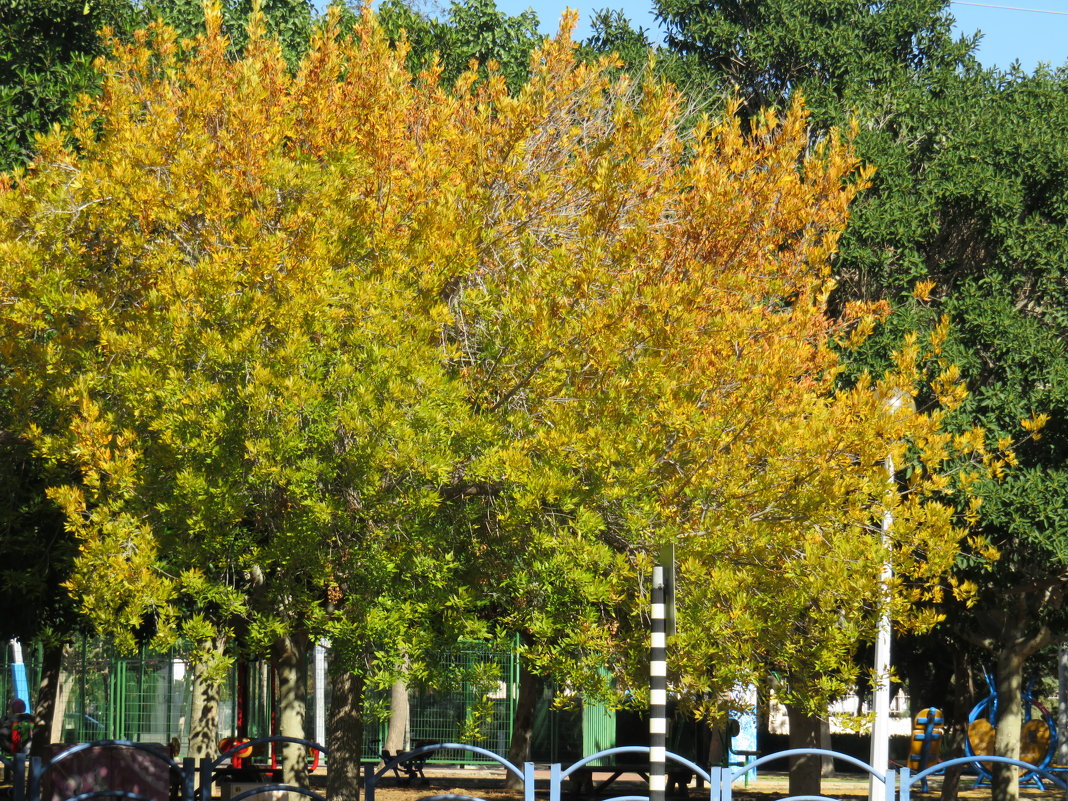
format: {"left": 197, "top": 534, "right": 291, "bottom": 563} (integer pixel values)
{"left": 567, "top": 763, "right": 702, "bottom": 796}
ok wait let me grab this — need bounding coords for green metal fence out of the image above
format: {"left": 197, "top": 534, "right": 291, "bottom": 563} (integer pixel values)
{"left": 361, "top": 642, "right": 519, "bottom": 764}
{"left": 6, "top": 637, "right": 520, "bottom": 766}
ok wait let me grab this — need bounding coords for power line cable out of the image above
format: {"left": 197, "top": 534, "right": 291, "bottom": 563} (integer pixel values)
{"left": 951, "top": 1, "right": 1068, "bottom": 15}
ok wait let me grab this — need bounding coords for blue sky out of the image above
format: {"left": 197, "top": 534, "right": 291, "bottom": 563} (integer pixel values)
{"left": 354, "top": 0, "right": 1068, "bottom": 73}
{"left": 948, "top": 1, "right": 1068, "bottom": 71}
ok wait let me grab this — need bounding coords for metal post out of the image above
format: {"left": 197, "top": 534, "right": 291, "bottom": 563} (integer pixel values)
{"left": 199, "top": 757, "right": 213, "bottom": 801}
{"left": 524, "top": 762, "right": 537, "bottom": 801}
{"left": 182, "top": 757, "right": 196, "bottom": 801}
{"left": 549, "top": 762, "right": 562, "bottom": 801}
{"left": 313, "top": 641, "right": 327, "bottom": 752}
{"left": 869, "top": 453, "right": 894, "bottom": 801}
{"left": 707, "top": 766, "right": 719, "bottom": 801}
{"left": 651, "top": 565, "right": 667, "bottom": 801}
{"left": 28, "top": 754, "right": 43, "bottom": 801}
{"left": 364, "top": 760, "right": 376, "bottom": 801}
{"left": 13, "top": 754, "right": 26, "bottom": 801}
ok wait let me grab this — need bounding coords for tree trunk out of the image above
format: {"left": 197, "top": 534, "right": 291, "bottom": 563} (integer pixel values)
{"left": 939, "top": 646, "right": 975, "bottom": 801}
{"left": 30, "top": 640, "right": 66, "bottom": 757}
{"left": 383, "top": 678, "right": 410, "bottom": 754}
{"left": 189, "top": 637, "right": 227, "bottom": 759}
{"left": 504, "top": 656, "right": 542, "bottom": 790}
{"left": 818, "top": 716, "right": 833, "bottom": 777}
{"left": 51, "top": 645, "right": 73, "bottom": 744}
{"left": 327, "top": 669, "right": 366, "bottom": 801}
{"left": 786, "top": 703, "right": 822, "bottom": 797}
{"left": 992, "top": 647, "right": 1026, "bottom": 801}
{"left": 273, "top": 632, "right": 310, "bottom": 791}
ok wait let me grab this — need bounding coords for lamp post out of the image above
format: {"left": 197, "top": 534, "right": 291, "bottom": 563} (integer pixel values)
{"left": 869, "top": 390, "right": 913, "bottom": 801}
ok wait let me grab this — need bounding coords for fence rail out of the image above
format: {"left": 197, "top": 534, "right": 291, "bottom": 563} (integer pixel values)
{"left": 5, "top": 739, "right": 1068, "bottom": 801}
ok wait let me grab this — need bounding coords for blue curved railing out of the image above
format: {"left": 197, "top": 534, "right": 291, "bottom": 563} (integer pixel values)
{"left": 15, "top": 736, "right": 1068, "bottom": 801}
{"left": 59, "top": 792, "right": 160, "bottom": 801}
{"left": 365, "top": 743, "right": 529, "bottom": 801}
{"left": 205, "top": 735, "right": 327, "bottom": 775}
{"left": 43, "top": 739, "right": 186, "bottom": 773}
{"left": 550, "top": 745, "right": 712, "bottom": 801}
{"left": 560, "top": 745, "right": 712, "bottom": 784}
{"left": 902, "top": 754, "right": 1068, "bottom": 801}
{"left": 728, "top": 748, "right": 894, "bottom": 801}
{"left": 28, "top": 740, "right": 195, "bottom": 801}
{"left": 738, "top": 748, "right": 888, "bottom": 782}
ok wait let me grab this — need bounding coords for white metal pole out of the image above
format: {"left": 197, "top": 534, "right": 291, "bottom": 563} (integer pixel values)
{"left": 869, "top": 454, "right": 894, "bottom": 801}
{"left": 314, "top": 639, "right": 328, "bottom": 751}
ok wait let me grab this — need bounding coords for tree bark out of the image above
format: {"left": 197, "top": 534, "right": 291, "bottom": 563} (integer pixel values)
{"left": 939, "top": 646, "right": 975, "bottom": 801}
{"left": 189, "top": 637, "right": 227, "bottom": 759}
{"left": 818, "top": 715, "right": 833, "bottom": 777}
{"left": 990, "top": 615, "right": 1052, "bottom": 801}
{"left": 992, "top": 647, "right": 1027, "bottom": 801}
{"left": 272, "top": 632, "right": 310, "bottom": 791}
{"left": 383, "top": 677, "right": 410, "bottom": 755}
{"left": 504, "top": 656, "right": 542, "bottom": 790}
{"left": 786, "top": 703, "right": 822, "bottom": 797}
{"left": 30, "top": 640, "right": 66, "bottom": 757}
{"left": 327, "top": 669, "right": 366, "bottom": 801}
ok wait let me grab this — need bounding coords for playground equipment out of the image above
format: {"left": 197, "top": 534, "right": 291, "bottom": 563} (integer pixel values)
{"left": 965, "top": 672, "right": 1057, "bottom": 789}
{"left": 906, "top": 707, "right": 943, "bottom": 791}
{"left": 8, "top": 641, "right": 30, "bottom": 709}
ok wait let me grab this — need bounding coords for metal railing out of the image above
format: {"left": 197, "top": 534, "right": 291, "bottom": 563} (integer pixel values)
{"left": 7, "top": 739, "right": 1068, "bottom": 801}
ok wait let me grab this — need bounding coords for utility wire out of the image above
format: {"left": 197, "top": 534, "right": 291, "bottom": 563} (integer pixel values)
{"left": 951, "top": 1, "right": 1068, "bottom": 14}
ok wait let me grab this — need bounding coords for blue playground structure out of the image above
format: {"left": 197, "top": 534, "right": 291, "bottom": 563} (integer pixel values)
{"left": 964, "top": 671, "right": 1057, "bottom": 789}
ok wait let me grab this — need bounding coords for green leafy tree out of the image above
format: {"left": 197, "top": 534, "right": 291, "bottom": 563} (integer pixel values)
{"left": 376, "top": 0, "right": 541, "bottom": 92}
{"left": 0, "top": 432, "right": 84, "bottom": 756}
{"left": 2, "top": 9, "right": 991, "bottom": 800}
{"left": 842, "top": 63, "right": 1068, "bottom": 801}
{"left": 656, "top": 0, "right": 976, "bottom": 127}
{"left": 0, "top": 5, "right": 474, "bottom": 788}
{"left": 0, "top": 0, "right": 137, "bottom": 170}
{"left": 0, "top": 0, "right": 137, "bottom": 735}
{"left": 578, "top": 9, "right": 654, "bottom": 72}
{"left": 142, "top": 0, "right": 314, "bottom": 66}
{"left": 653, "top": 2, "right": 1068, "bottom": 798}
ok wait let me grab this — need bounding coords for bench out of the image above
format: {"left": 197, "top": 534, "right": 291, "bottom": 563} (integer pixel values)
{"left": 380, "top": 743, "right": 434, "bottom": 786}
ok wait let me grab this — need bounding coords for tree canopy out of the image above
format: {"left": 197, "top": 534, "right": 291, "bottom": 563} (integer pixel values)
{"left": 643, "top": 0, "right": 1067, "bottom": 797}
{"left": 0, "top": 6, "right": 1030, "bottom": 796}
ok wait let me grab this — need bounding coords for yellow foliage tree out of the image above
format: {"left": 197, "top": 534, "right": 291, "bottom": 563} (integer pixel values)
{"left": 0, "top": 2, "right": 998, "bottom": 792}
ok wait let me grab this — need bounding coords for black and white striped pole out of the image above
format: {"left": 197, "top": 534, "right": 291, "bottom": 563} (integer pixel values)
{"left": 650, "top": 565, "right": 667, "bottom": 801}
